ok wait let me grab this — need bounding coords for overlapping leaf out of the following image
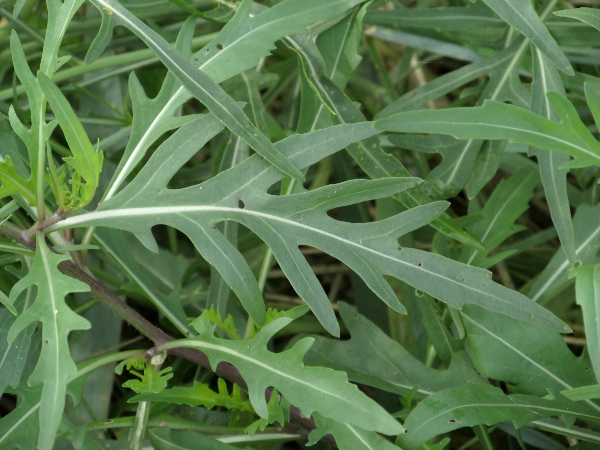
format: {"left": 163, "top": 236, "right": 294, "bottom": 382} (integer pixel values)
{"left": 288, "top": 28, "right": 485, "bottom": 250}
{"left": 0, "top": 234, "right": 91, "bottom": 450}
{"left": 528, "top": 203, "right": 600, "bottom": 304}
{"left": 149, "top": 429, "right": 253, "bottom": 450}
{"left": 574, "top": 264, "right": 600, "bottom": 383}
{"left": 530, "top": 46, "right": 576, "bottom": 262}
{"left": 89, "top": 0, "right": 369, "bottom": 198}
{"left": 86, "top": 0, "right": 303, "bottom": 181}
{"left": 38, "top": 73, "right": 103, "bottom": 211}
{"left": 458, "top": 167, "right": 538, "bottom": 268}
{"left": 306, "top": 303, "right": 484, "bottom": 397}
{"left": 461, "top": 304, "right": 599, "bottom": 412}
{"left": 480, "top": 0, "right": 572, "bottom": 75}
{"left": 130, "top": 378, "right": 253, "bottom": 412}
{"left": 399, "top": 384, "right": 600, "bottom": 450}
{"left": 53, "top": 115, "right": 568, "bottom": 335}
{"left": 158, "top": 307, "right": 404, "bottom": 436}
{"left": 376, "top": 92, "right": 600, "bottom": 169}
{"left": 309, "top": 413, "right": 402, "bottom": 450}
{"left": 0, "top": 385, "right": 41, "bottom": 450}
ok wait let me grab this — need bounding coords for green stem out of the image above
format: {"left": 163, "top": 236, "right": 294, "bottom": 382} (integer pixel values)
{"left": 130, "top": 401, "right": 150, "bottom": 450}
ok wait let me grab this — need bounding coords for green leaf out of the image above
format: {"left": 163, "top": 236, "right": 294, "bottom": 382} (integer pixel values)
{"left": 461, "top": 304, "right": 599, "bottom": 411}
{"left": 382, "top": 39, "right": 531, "bottom": 199}
{"left": 8, "top": 31, "right": 53, "bottom": 210}
{"left": 38, "top": 73, "right": 103, "bottom": 211}
{"left": 5, "top": 234, "right": 91, "bottom": 450}
{"left": 158, "top": 309, "right": 404, "bottom": 436}
{"left": 376, "top": 95, "right": 600, "bottom": 169}
{"left": 459, "top": 167, "right": 538, "bottom": 268}
{"left": 130, "top": 378, "right": 253, "bottom": 412}
{"left": 86, "top": 0, "right": 304, "bottom": 182}
{"left": 0, "top": 260, "right": 36, "bottom": 395}
{"left": 244, "top": 388, "right": 286, "bottom": 435}
{"left": 0, "top": 155, "right": 35, "bottom": 205}
{"left": 554, "top": 8, "right": 600, "bottom": 33}
{"left": 102, "top": 0, "right": 369, "bottom": 199}
{"left": 53, "top": 117, "right": 568, "bottom": 334}
{"left": 480, "top": 0, "right": 572, "bottom": 75}
{"left": 530, "top": 45, "right": 576, "bottom": 263}
{"left": 528, "top": 203, "right": 600, "bottom": 304}
{"left": 574, "top": 264, "right": 600, "bottom": 384}
{"left": 122, "top": 363, "right": 173, "bottom": 394}
{"left": 365, "top": 4, "right": 504, "bottom": 34}
{"left": 149, "top": 429, "right": 252, "bottom": 450}
{"left": 399, "top": 384, "right": 600, "bottom": 450}
{"left": 165, "top": 0, "right": 229, "bottom": 23}
{"left": 309, "top": 412, "right": 402, "bottom": 450}
{"left": 0, "top": 385, "right": 41, "bottom": 449}
{"left": 306, "top": 303, "right": 484, "bottom": 397}
{"left": 288, "top": 31, "right": 486, "bottom": 251}
{"left": 94, "top": 229, "right": 192, "bottom": 337}
{"left": 203, "top": 307, "right": 240, "bottom": 340}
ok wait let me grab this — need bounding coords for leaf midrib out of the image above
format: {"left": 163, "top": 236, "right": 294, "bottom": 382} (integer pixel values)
{"left": 55, "top": 205, "right": 541, "bottom": 317}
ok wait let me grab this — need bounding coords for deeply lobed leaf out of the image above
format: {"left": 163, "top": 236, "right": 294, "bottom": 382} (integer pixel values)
{"left": 159, "top": 309, "right": 404, "bottom": 436}
{"left": 52, "top": 116, "right": 568, "bottom": 335}
{"left": 4, "top": 234, "right": 90, "bottom": 450}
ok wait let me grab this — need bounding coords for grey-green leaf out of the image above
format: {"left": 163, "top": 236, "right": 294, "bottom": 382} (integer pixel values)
{"left": 160, "top": 312, "right": 404, "bottom": 435}
{"left": 574, "top": 264, "right": 600, "bottom": 384}
{"left": 481, "top": 0, "right": 572, "bottom": 75}
{"left": 399, "top": 384, "right": 600, "bottom": 450}
{"left": 87, "top": 0, "right": 304, "bottom": 181}
{"left": 53, "top": 118, "right": 569, "bottom": 334}
{"left": 376, "top": 96, "right": 600, "bottom": 169}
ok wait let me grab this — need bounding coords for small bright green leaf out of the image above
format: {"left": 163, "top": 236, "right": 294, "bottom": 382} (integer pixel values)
{"left": 249, "top": 306, "right": 310, "bottom": 338}
{"left": 158, "top": 312, "right": 404, "bottom": 436}
{"left": 130, "top": 379, "right": 253, "bottom": 412}
{"left": 574, "top": 264, "right": 600, "bottom": 383}
{"left": 6, "top": 234, "right": 91, "bottom": 450}
{"left": 202, "top": 306, "right": 240, "bottom": 340}
{"left": 399, "top": 384, "right": 600, "bottom": 450}
{"left": 481, "top": 0, "right": 572, "bottom": 75}
{"left": 38, "top": 73, "right": 103, "bottom": 210}
{"left": 122, "top": 364, "right": 173, "bottom": 394}
{"left": 376, "top": 95, "right": 600, "bottom": 169}
{"left": 102, "top": 0, "right": 369, "bottom": 198}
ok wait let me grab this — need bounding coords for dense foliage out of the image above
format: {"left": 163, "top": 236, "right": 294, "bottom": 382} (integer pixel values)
{"left": 1, "top": 0, "right": 600, "bottom": 448}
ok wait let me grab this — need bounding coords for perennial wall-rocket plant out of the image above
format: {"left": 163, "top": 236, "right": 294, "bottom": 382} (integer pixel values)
{"left": 1, "top": 0, "right": 600, "bottom": 449}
